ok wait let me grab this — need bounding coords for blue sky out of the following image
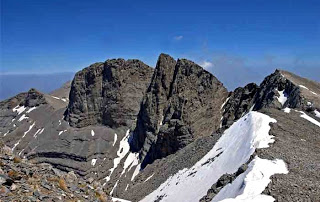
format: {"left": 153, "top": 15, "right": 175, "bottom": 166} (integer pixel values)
{"left": 1, "top": 0, "right": 319, "bottom": 89}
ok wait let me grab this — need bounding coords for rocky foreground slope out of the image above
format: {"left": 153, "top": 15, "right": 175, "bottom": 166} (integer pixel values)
{"left": 0, "top": 53, "right": 319, "bottom": 201}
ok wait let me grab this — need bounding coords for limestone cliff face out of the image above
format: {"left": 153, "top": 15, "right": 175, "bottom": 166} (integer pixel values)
{"left": 131, "top": 54, "right": 229, "bottom": 167}
{"left": 65, "top": 59, "right": 154, "bottom": 128}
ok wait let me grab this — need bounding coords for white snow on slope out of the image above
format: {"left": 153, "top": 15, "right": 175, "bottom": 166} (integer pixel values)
{"left": 283, "top": 107, "right": 291, "bottom": 113}
{"left": 18, "top": 114, "right": 29, "bottom": 122}
{"left": 91, "top": 159, "right": 97, "bottom": 166}
{"left": 33, "top": 128, "right": 42, "bottom": 138}
{"left": 221, "top": 97, "right": 230, "bottom": 110}
{"left": 13, "top": 105, "right": 26, "bottom": 115}
{"left": 212, "top": 157, "right": 288, "bottom": 202}
{"left": 144, "top": 173, "right": 155, "bottom": 182}
{"left": 3, "top": 131, "right": 9, "bottom": 137}
{"left": 299, "top": 85, "right": 308, "bottom": 90}
{"left": 110, "top": 179, "right": 119, "bottom": 195}
{"left": 121, "top": 152, "right": 140, "bottom": 176}
{"left": 105, "top": 130, "right": 131, "bottom": 182}
{"left": 299, "top": 85, "right": 318, "bottom": 96}
{"left": 23, "top": 122, "right": 35, "bottom": 138}
{"left": 314, "top": 110, "right": 320, "bottom": 118}
{"left": 26, "top": 106, "right": 37, "bottom": 113}
{"left": 297, "top": 110, "right": 320, "bottom": 127}
{"left": 113, "top": 133, "right": 118, "bottom": 146}
{"left": 58, "top": 130, "right": 67, "bottom": 136}
{"left": 38, "top": 128, "right": 44, "bottom": 135}
{"left": 12, "top": 122, "right": 35, "bottom": 151}
{"left": 141, "top": 111, "right": 277, "bottom": 202}
{"left": 112, "top": 197, "right": 131, "bottom": 202}
{"left": 276, "top": 89, "right": 287, "bottom": 106}
{"left": 91, "top": 130, "right": 95, "bottom": 136}
{"left": 131, "top": 163, "right": 141, "bottom": 181}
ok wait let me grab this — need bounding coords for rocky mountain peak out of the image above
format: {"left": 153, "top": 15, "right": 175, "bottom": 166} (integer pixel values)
{"left": 130, "top": 54, "right": 228, "bottom": 167}
{"left": 65, "top": 58, "right": 154, "bottom": 128}
{"left": 23, "top": 88, "right": 47, "bottom": 107}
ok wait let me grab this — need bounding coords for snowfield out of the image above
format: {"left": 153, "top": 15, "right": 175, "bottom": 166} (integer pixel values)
{"left": 212, "top": 157, "right": 288, "bottom": 202}
{"left": 141, "top": 111, "right": 287, "bottom": 202}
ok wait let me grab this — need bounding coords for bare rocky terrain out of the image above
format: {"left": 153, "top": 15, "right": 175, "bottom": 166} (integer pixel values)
{"left": 0, "top": 54, "right": 319, "bottom": 202}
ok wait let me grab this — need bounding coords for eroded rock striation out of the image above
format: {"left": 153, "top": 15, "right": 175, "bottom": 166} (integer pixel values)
{"left": 65, "top": 59, "right": 154, "bottom": 128}
{"left": 131, "top": 54, "right": 228, "bottom": 167}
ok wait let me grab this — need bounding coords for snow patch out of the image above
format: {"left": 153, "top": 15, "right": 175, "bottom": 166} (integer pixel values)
{"left": 26, "top": 106, "right": 37, "bottom": 113}
{"left": 13, "top": 105, "right": 26, "bottom": 115}
{"left": 23, "top": 122, "right": 35, "bottom": 138}
{"left": 299, "top": 85, "right": 308, "bottom": 90}
{"left": 315, "top": 110, "right": 320, "bottom": 118}
{"left": 131, "top": 164, "right": 141, "bottom": 181}
{"left": 112, "top": 197, "right": 131, "bottom": 202}
{"left": 91, "top": 159, "right": 97, "bottom": 166}
{"left": 18, "top": 114, "right": 29, "bottom": 122}
{"left": 105, "top": 130, "right": 131, "bottom": 182}
{"left": 110, "top": 179, "right": 119, "bottom": 195}
{"left": 297, "top": 110, "right": 320, "bottom": 127}
{"left": 276, "top": 89, "right": 287, "bottom": 106}
{"left": 144, "top": 173, "right": 155, "bottom": 182}
{"left": 18, "top": 148, "right": 25, "bottom": 156}
{"left": 283, "top": 107, "right": 291, "bottom": 113}
{"left": 58, "top": 130, "right": 67, "bottom": 136}
{"left": 12, "top": 122, "right": 35, "bottom": 151}
{"left": 299, "top": 85, "right": 318, "bottom": 96}
{"left": 113, "top": 133, "right": 118, "bottom": 146}
{"left": 159, "top": 115, "right": 164, "bottom": 126}
{"left": 91, "top": 130, "right": 95, "bottom": 137}
{"left": 121, "top": 152, "right": 140, "bottom": 176}
{"left": 212, "top": 157, "right": 288, "bottom": 202}
{"left": 221, "top": 97, "right": 230, "bottom": 110}
{"left": 38, "top": 128, "right": 44, "bottom": 135}
{"left": 3, "top": 131, "right": 9, "bottom": 137}
{"left": 141, "top": 112, "right": 277, "bottom": 202}
{"left": 33, "top": 128, "right": 42, "bottom": 138}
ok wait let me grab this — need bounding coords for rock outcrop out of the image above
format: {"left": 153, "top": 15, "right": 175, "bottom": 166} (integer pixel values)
{"left": 23, "top": 88, "right": 47, "bottom": 107}
{"left": 131, "top": 54, "right": 228, "bottom": 167}
{"left": 221, "top": 70, "right": 307, "bottom": 128}
{"left": 0, "top": 88, "right": 47, "bottom": 110}
{"left": 65, "top": 59, "right": 153, "bottom": 128}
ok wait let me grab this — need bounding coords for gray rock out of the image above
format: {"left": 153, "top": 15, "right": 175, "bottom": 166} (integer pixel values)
{"left": 65, "top": 59, "right": 153, "bottom": 128}
{"left": 131, "top": 54, "right": 228, "bottom": 167}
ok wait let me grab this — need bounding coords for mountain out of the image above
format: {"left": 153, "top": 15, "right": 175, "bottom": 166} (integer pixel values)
{"left": 0, "top": 54, "right": 319, "bottom": 201}
{"left": 0, "top": 72, "right": 75, "bottom": 101}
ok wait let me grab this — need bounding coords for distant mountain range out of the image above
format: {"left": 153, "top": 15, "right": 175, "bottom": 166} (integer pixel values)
{"left": 0, "top": 72, "right": 75, "bottom": 100}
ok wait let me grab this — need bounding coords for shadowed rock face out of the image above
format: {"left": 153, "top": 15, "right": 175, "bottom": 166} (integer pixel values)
{"left": 131, "top": 54, "right": 228, "bottom": 167}
{"left": 65, "top": 59, "right": 154, "bottom": 128}
{"left": 221, "top": 70, "right": 309, "bottom": 129}
{"left": 221, "top": 83, "right": 259, "bottom": 128}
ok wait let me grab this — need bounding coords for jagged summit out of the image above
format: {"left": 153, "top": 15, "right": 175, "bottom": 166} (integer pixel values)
{"left": 130, "top": 54, "right": 228, "bottom": 167}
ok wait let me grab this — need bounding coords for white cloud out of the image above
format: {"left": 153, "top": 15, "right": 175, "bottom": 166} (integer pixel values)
{"left": 174, "top": 35, "right": 183, "bottom": 41}
{"left": 199, "top": 60, "right": 213, "bottom": 69}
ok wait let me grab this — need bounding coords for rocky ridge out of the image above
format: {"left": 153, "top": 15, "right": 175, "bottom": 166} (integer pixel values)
{"left": 0, "top": 53, "right": 319, "bottom": 201}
